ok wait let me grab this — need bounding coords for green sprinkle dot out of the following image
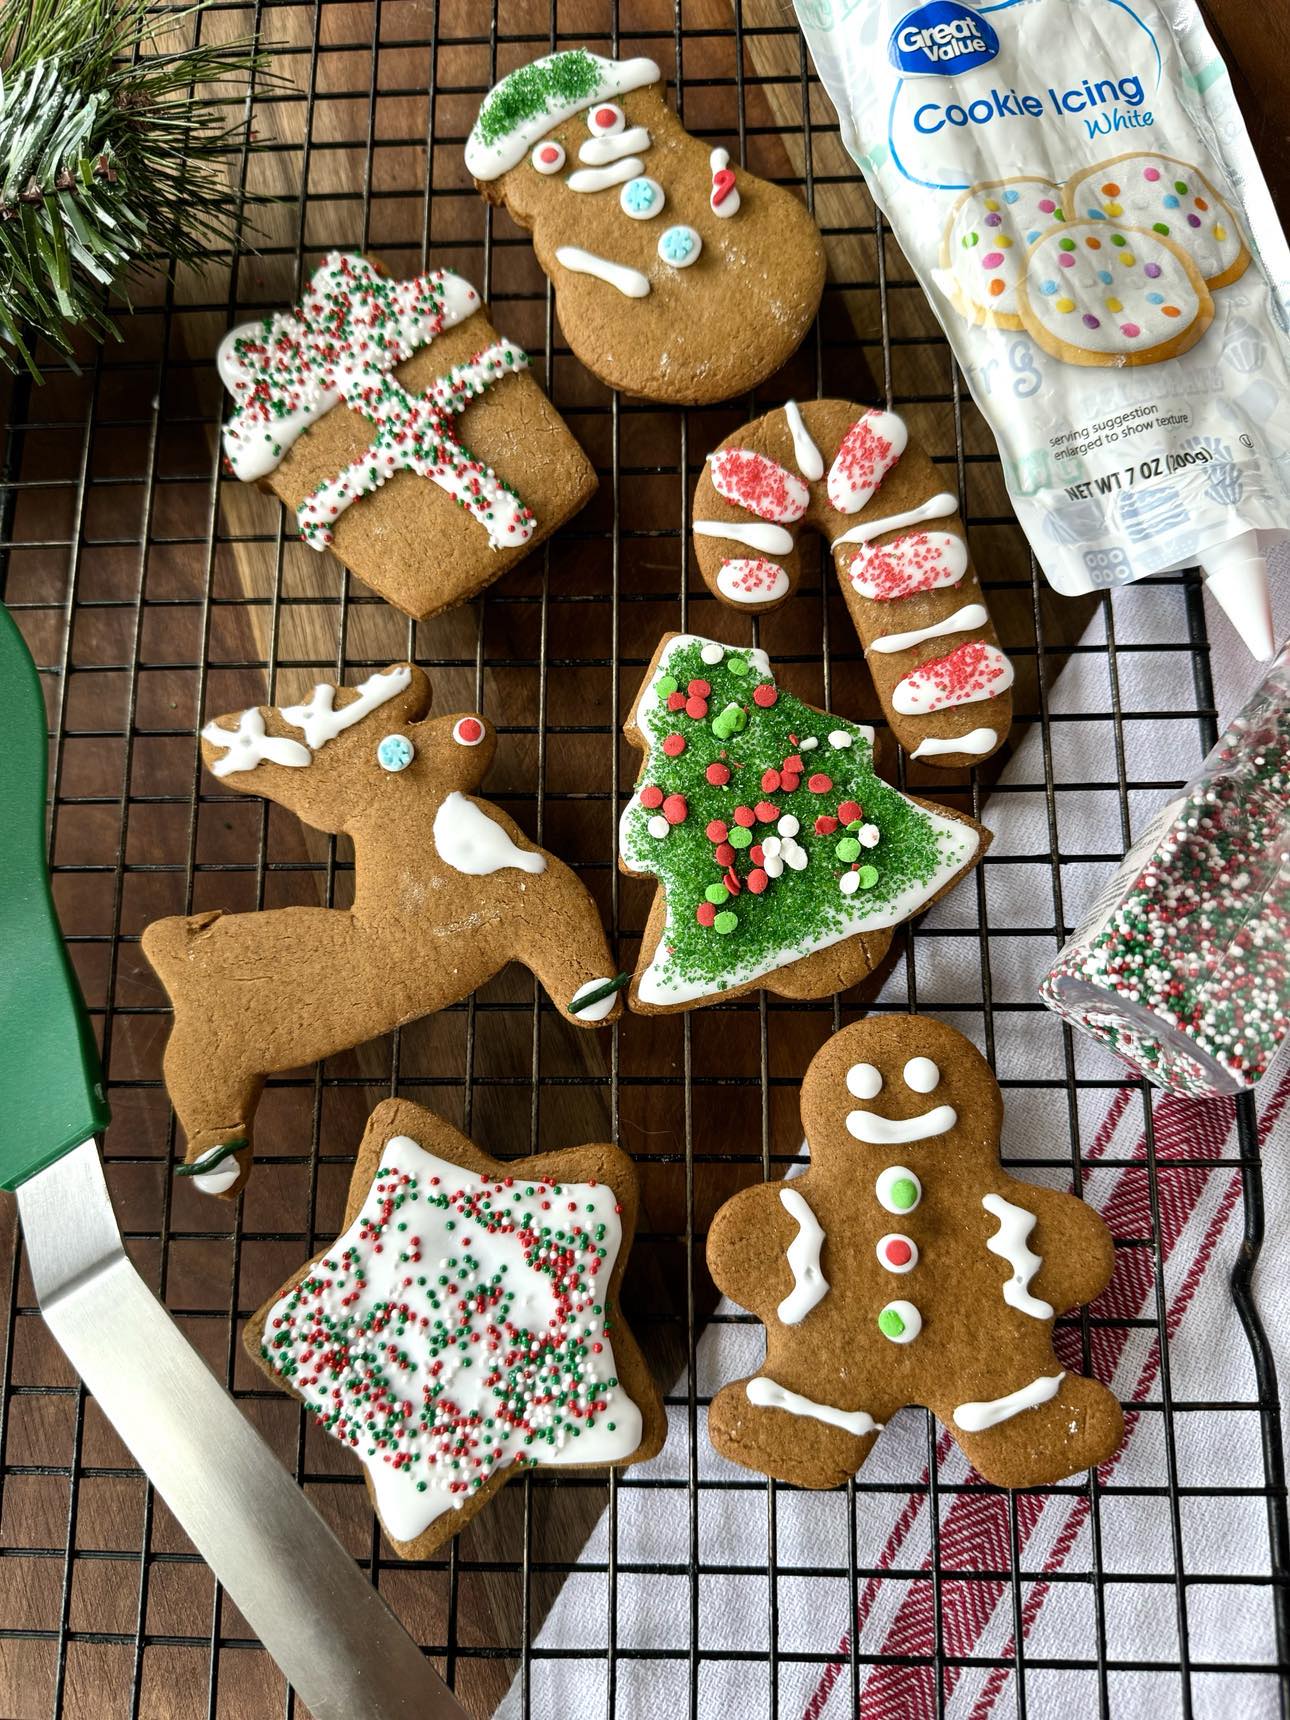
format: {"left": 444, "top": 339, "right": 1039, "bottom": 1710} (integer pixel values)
{"left": 713, "top": 910, "right": 738, "bottom": 935}
{"left": 705, "top": 882, "right": 730, "bottom": 905}
{"left": 890, "top": 1177, "right": 919, "bottom": 1211}
{"left": 878, "top": 1308, "right": 906, "bottom": 1339}
{"left": 858, "top": 864, "right": 880, "bottom": 889}
{"left": 1059, "top": 237, "right": 1076, "bottom": 251}
{"left": 1154, "top": 222, "right": 1170, "bottom": 235}
{"left": 727, "top": 657, "right": 750, "bottom": 678}
{"left": 1174, "top": 180, "right": 1188, "bottom": 195}
{"left": 728, "top": 826, "right": 752, "bottom": 850}
{"left": 1111, "top": 233, "right": 1127, "bottom": 247}
{"left": 836, "top": 837, "right": 861, "bottom": 862}
{"left": 658, "top": 674, "right": 678, "bottom": 695}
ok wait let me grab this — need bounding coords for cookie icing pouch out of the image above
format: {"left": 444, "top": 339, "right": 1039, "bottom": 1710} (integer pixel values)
{"left": 793, "top": 0, "right": 1290, "bottom": 658}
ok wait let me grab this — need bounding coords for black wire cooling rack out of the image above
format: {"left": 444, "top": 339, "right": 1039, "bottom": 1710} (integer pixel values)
{"left": 2, "top": 3, "right": 1289, "bottom": 1716}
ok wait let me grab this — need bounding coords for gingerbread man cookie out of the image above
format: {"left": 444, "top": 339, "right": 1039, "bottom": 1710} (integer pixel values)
{"left": 466, "top": 51, "right": 825, "bottom": 404}
{"left": 619, "top": 635, "right": 989, "bottom": 1011}
{"left": 246, "top": 1098, "right": 665, "bottom": 1556}
{"left": 143, "top": 665, "right": 624, "bottom": 1198}
{"left": 707, "top": 1017, "right": 1124, "bottom": 1491}
{"left": 692, "top": 401, "right": 1013, "bottom": 767}
{"left": 217, "top": 251, "right": 596, "bottom": 619}
{"left": 1063, "top": 152, "right": 1250, "bottom": 292}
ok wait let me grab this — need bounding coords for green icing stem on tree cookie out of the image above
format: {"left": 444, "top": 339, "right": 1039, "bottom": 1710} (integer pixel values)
{"left": 621, "top": 636, "right": 980, "bottom": 1006}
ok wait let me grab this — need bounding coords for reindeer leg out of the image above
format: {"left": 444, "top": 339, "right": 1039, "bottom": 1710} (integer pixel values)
{"left": 507, "top": 857, "right": 624, "bottom": 1025}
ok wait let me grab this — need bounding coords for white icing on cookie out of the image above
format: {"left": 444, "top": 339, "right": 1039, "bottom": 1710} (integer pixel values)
{"left": 578, "top": 126, "right": 651, "bottom": 165}
{"left": 827, "top": 409, "right": 909, "bottom": 514}
{"left": 844, "top": 530, "right": 968, "bottom": 602}
{"left": 281, "top": 666, "right": 413, "bottom": 750}
{"left": 983, "top": 1192, "right": 1054, "bottom": 1320}
{"left": 869, "top": 602, "right": 988, "bottom": 656}
{"left": 566, "top": 157, "right": 645, "bottom": 193}
{"left": 891, "top": 643, "right": 1014, "bottom": 717}
{"left": 694, "top": 519, "right": 794, "bottom": 556}
{"left": 708, "top": 147, "right": 741, "bottom": 218}
{"left": 910, "top": 727, "right": 998, "bottom": 760}
{"left": 709, "top": 448, "right": 810, "bottom": 523}
{"left": 202, "top": 708, "right": 312, "bottom": 778}
{"left": 845, "top": 1105, "right": 957, "bottom": 1145}
{"left": 1018, "top": 221, "right": 1206, "bottom": 361}
{"left": 944, "top": 177, "right": 1064, "bottom": 324}
{"left": 1065, "top": 154, "right": 1245, "bottom": 287}
{"left": 433, "top": 792, "right": 546, "bottom": 876}
{"left": 783, "top": 400, "right": 824, "bottom": 480}
{"left": 716, "top": 557, "right": 791, "bottom": 605}
{"left": 777, "top": 1188, "right": 828, "bottom": 1325}
{"left": 746, "top": 1377, "right": 882, "bottom": 1438}
{"left": 568, "top": 977, "right": 621, "bottom": 1022}
{"left": 846, "top": 1062, "right": 884, "bottom": 1100}
{"left": 953, "top": 1373, "right": 1065, "bottom": 1433}
{"left": 832, "top": 493, "right": 959, "bottom": 549}
{"left": 902, "top": 1057, "right": 940, "bottom": 1093}
{"left": 555, "top": 245, "right": 651, "bottom": 299}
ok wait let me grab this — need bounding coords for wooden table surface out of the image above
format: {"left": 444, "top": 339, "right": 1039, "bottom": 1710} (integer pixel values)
{"left": 0, "top": 3, "right": 1286, "bottom": 1717}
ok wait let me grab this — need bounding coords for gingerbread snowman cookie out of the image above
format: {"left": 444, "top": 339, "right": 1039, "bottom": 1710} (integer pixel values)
{"left": 247, "top": 1098, "right": 665, "bottom": 1556}
{"left": 218, "top": 251, "right": 596, "bottom": 619}
{"left": 619, "top": 634, "right": 988, "bottom": 1012}
{"left": 143, "top": 665, "right": 624, "bottom": 1198}
{"left": 692, "top": 400, "right": 1013, "bottom": 766}
{"left": 707, "top": 1017, "right": 1124, "bottom": 1491}
{"left": 466, "top": 51, "right": 825, "bottom": 403}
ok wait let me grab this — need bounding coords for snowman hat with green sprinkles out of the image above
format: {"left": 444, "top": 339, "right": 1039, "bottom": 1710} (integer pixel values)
{"left": 466, "top": 49, "right": 661, "bottom": 180}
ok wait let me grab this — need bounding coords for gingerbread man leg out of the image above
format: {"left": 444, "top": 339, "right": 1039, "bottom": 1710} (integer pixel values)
{"left": 949, "top": 1370, "right": 1124, "bottom": 1490}
{"left": 709, "top": 1377, "right": 883, "bottom": 1491}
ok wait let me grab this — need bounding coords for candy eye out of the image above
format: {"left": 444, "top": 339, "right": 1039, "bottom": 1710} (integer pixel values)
{"left": 587, "top": 102, "right": 625, "bottom": 136}
{"left": 531, "top": 139, "right": 565, "bottom": 175}
{"left": 846, "top": 1063, "right": 883, "bottom": 1100}
{"left": 903, "top": 1057, "right": 941, "bottom": 1094}
{"left": 452, "top": 716, "right": 485, "bottom": 747}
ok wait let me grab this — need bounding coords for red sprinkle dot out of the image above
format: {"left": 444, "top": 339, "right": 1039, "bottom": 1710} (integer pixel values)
{"left": 784, "top": 754, "right": 804, "bottom": 774}
{"left": 706, "top": 762, "right": 730, "bottom": 786}
{"left": 706, "top": 819, "right": 729, "bottom": 843}
{"left": 724, "top": 867, "right": 741, "bottom": 896}
{"left": 454, "top": 717, "right": 483, "bottom": 744}
{"left": 761, "top": 768, "right": 781, "bottom": 793}
{"left": 663, "top": 733, "right": 686, "bottom": 757}
{"left": 666, "top": 691, "right": 686, "bottom": 712}
{"left": 753, "top": 684, "right": 778, "bottom": 708}
{"left": 747, "top": 868, "right": 769, "bottom": 894}
{"left": 884, "top": 1238, "right": 913, "bottom": 1267}
{"left": 662, "top": 793, "right": 688, "bottom": 825}
{"left": 754, "top": 800, "right": 779, "bottom": 823}
{"left": 714, "top": 842, "right": 735, "bottom": 865}
{"left": 685, "top": 696, "right": 709, "bottom": 720}
{"left": 696, "top": 902, "right": 717, "bottom": 927}
{"left": 639, "top": 784, "right": 664, "bottom": 809}
{"left": 808, "top": 773, "right": 833, "bottom": 795}
{"left": 780, "top": 774, "right": 800, "bottom": 794}
{"left": 733, "top": 805, "right": 756, "bottom": 828}
{"left": 749, "top": 843, "right": 765, "bottom": 864}
{"left": 815, "top": 814, "right": 839, "bottom": 835}
{"left": 838, "top": 799, "right": 862, "bottom": 825}
{"left": 687, "top": 678, "right": 710, "bottom": 698}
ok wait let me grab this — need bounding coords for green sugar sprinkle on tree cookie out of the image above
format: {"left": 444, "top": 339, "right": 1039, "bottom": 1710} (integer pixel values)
{"left": 620, "top": 635, "right": 983, "bottom": 1007}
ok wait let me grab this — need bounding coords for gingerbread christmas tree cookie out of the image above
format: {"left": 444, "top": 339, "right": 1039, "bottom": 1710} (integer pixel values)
{"left": 143, "top": 664, "right": 625, "bottom": 1198}
{"left": 619, "top": 635, "right": 988, "bottom": 1011}
{"left": 247, "top": 1098, "right": 664, "bottom": 1556}
{"left": 692, "top": 400, "right": 1014, "bottom": 767}
{"left": 218, "top": 251, "right": 596, "bottom": 619}
{"left": 466, "top": 51, "right": 825, "bottom": 404}
{"left": 707, "top": 1016, "right": 1124, "bottom": 1491}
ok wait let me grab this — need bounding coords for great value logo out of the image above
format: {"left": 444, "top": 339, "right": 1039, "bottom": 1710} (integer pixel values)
{"left": 889, "top": 1, "right": 1001, "bottom": 75}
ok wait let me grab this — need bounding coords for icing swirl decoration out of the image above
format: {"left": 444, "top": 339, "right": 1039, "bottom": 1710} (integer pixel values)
{"left": 983, "top": 1192, "right": 1054, "bottom": 1320}
{"left": 777, "top": 1188, "right": 829, "bottom": 1325}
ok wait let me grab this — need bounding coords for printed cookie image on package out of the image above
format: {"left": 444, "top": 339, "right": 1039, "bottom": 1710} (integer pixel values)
{"left": 217, "top": 251, "right": 596, "bottom": 620}
{"left": 619, "top": 635, "right": 988, "bottom": 1011}
{"left": 142, "top": 665, "right": 624, "bottom": 1199}
{"left": 1063, "top": 152, "right": 1251, "bottom": 291}
{"left": 466, "top": 51, "right": 825, "bottom": 404}
{"left": 692, "top": 399, "right": 1013, "bottom": 765}
{"left": 707, "top": 1016, "right": 1124, "bottom": 1492}
{"left": 246, "top": 1098, "right": 665, "bottom": 1557}
{"left": 939, "top": 176, "right": 1065, "bottom": 330}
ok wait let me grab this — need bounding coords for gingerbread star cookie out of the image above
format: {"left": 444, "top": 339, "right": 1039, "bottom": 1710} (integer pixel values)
{"left": 619, "top": 634, "right": 988, "bottom": 1011}
{"left": 247, "top": 1098, "right": 665, "bottom": 1556}
{"left": 708, "top": 1016, "right": 1124, "bottom": 1491}
{"left": 692, "top": 400, "right": 1013, "bottom": 767}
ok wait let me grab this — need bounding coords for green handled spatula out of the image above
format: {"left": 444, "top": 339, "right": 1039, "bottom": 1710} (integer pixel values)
{"left": 0, "top": 603, "right": 466, "bottom": 1719}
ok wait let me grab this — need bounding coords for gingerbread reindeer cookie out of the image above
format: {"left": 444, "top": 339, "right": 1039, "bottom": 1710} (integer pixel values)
{"left": 619, "top": 635, "right": 988, "bottom": 1011}
{"left": 247, "top": 1098, "right": 664, "bottom": 1556}
{"left": 466, "top": 51, "right": 825, "bottom": 404}
{"left": 143, "top": 666, "right": 625, "bottom": 1198}
{"left": 218, "top": 251, "right": 596, "bottom": 619}
{"left": 692, "top": 401, "right": 1013, "bottom": 767}
{"left": 707, "top": 1016, "right": 1124, "bottom": 1491}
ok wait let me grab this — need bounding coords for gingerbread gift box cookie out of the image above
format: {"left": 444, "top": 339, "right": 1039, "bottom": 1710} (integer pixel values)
{"left": 246, "top": 1099, "right": 665, "bottom": 1556}
{"left": 142, "top": 664, "right": 625, "bottom": 1198}
{"left": 707, "top": 1016, "right": 1124, "bottom": 1491}
{"left": 619, "top": 635, "right": 989, "bottom": 1011}
{"left": 466, "top": 51, "right": 826, "bottom": 404}
{"left": 217, "top": 251, "right": 596, "bottom": 619}
{"left": 692, "top": 400, "right": 1013, "bottom": 767}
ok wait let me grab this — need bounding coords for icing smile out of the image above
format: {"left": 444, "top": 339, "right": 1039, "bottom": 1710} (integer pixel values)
{"left": 846, "top": 1104, "right": 958, "bottom": 1145}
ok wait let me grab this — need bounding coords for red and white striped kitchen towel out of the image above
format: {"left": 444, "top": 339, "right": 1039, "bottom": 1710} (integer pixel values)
{"left": 498, "top": 570, "right": 1290, "bottom": 1719}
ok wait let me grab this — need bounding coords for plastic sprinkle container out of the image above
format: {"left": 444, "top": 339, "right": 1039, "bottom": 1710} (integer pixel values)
{"left": 1040, "top": 647, "right": 1290, "bottom": 1096}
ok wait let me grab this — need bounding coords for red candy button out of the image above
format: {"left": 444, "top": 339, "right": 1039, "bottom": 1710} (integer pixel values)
{"left": 667, "top": 691, "right": 686, "bottom": 712}
{"left": 706, "top": 761, "right": 730, "bottom": 786}
{"left": 663, "top": 794, "right": 688, "bottom": 825}
{"left": 715, "top": 842, "right": 735, "bottom": 865}
{"left": 754, "top": 800, "right": 779, "bottom": 823}
{"left": 838, "top": 799, "right": 862, "bottom": 824}
{"left": 780, "top": 774, "right": 800, "bottom": 794}
{"left": 663, "top": 733, "right": 686, "bottom": 757}
{"left": 808, "top": 773, "right": 833, "bottom": 795}
{"left": 696, "top": 902, "right": 717, "bottom": 927}
{"left": 706, "top": 819, "right": 729, "bottom": 843}
{"left": 761, "top": 768, "right": 781, "bottom": 793}
{"left": 753, "top": 684, "right": 778, "bottom": 707}
{"left": 733, "top": 805, "right": 756, "bottom": 828}
{"left": 815, "top": 814, "right": 839, "bottom": 835}
{"left": 453, "top": 716, "right": 484, "bottom": 746}
{"left": 640, "top": 784, "right": 664, "bottom": 809}
{"left": 688, "top": 678, "right": 711, "bottom": 698}
{"left": 747, "top": 867, "right": 769, "bottom": 894}
{"left": 686, "top": 696, "right": 709, "bottom": 720}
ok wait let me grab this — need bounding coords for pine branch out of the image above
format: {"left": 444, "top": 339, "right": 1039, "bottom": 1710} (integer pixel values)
{"left": 0, "top": 0, "right": 268, "bottom": 379}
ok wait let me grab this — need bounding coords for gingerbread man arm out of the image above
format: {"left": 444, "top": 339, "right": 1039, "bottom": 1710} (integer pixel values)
{"left": 706, "top": 1179, "right": 808, "bottom": 1325}
{"left": 989, "top": 1176, "right": 1117, "bottom": 1317}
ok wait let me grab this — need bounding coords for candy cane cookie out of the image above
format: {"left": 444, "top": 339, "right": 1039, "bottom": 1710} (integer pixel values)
{"left": 1015, "top": 220, "right": 1214, "bottom": 368}
{"left": 1064, "top": 153, "right": 1250, "bottom": 293}
{"left": 938, "top": 176, "right": 1065, "bottom": 330}
{"left": 691, "top": 400, "right": 1013, "bottom": 767}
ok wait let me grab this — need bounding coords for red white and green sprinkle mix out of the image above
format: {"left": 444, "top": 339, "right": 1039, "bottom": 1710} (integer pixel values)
{"left": 260, "top": 1134, "right": 643, "bottom": 1542}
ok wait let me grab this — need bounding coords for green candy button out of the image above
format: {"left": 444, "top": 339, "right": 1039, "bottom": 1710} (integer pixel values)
{"left": 890, "top": 1176, "right": 919, "bottom": 1211}
{"left": 728, "top": 826, "right": 752, "bottom": 850}
{"left": 705, "top": 883, "right": 729, "bottom": 905}
{"left": 658, "top": 674, "right": 678, "bottom": 695}
{"left": 836, "top": 837, "right": 861, "bottom": 863}
{"left": 713, "top": 910, "right": 738, "bottom": 935}
{"left": 727, "top": 657, "right": 750, "bottom": 678}
{"left": 877, "top": 1308, "right": 906, "bottom": 1339}
{"left": 858, "top": 865, "right": 879, "bottom": 889}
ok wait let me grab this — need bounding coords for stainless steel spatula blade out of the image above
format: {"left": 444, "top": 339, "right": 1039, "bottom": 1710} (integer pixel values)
{"left": 0, "top": 604, "right": 465, "bottom": 1720}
